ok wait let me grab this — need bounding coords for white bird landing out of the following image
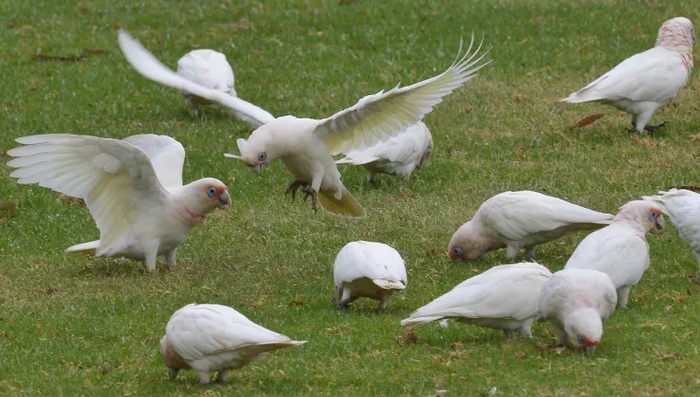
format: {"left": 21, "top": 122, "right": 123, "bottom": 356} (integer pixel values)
{"left": 400, "top": 262, "right": 552, "bottom": 339}
{"left": 333, "top": 241, "right": 408, "bottom": 311}
{"left": 561, "top": 17, "right": 695, "bottom": 134}
{"left": 7, "top": 134, "right": 231, "bottom": 273}
{"left": 448, "top": 191, "right": 614, "bottom": 262}
{"left": 335, "top": 121, "right": 434, "bottom": 184}
{"left": 118, "top": 30, "right": 275, "bottom": 128}
{"left": 224, "top": 37, "right": 490, "bottom": 217}
{"left": 161, "top": 303, "right": 306, "bottom": 384}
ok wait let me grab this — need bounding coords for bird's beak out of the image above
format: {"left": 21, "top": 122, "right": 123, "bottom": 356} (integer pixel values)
{"left": 252, "top": 163, "right": 265, "bottom": 174}
{"left": 584, "top": 345, "right": 597, "bottom": 356}
{"left": 224, "top": 153, "right": 242, "bottom": 160}
{"left": 217, "top": 190, "right": 231, "bottom": 209}
{"left": 652, "top": 216, "right": 666, "bottom": 234}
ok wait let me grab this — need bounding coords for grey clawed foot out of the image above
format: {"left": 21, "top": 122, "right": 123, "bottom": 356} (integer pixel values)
{"left": 333, "top": 299, "right": 349, "bottom": 310}
{"left": 285, "top": 180, "right": 308, "bottom": 201}
{"left": 301, "top": 185, "right": 318, "bottom": 213}
{"left": 644, "top": 122, "right": 666, "bottom": 133}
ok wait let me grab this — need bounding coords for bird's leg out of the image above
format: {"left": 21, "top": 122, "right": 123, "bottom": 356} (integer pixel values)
{"left": 502, "top": 329, "right": 517, "bottom": 339}
{"left": 519, "top": 321, "right": 534, "bottom": 339}
{"left": 198, "top": 371, "right": 211, "bottom": 385}
{"left": 523, "top": 246, "right": 537, "bottom": 260}
{"left": 333, "top": 287, "right": 353, "bottom": 309}
{"left": 215, "top": 370, "right": 230, "bottom": 383}
{"left": 164, "top": 248, "right": 177, "bottom": 269}
{"left": 505, "top": 245, "right": 520, "bottom": 259}
{"left": 168, "top": 368, "right": 179, "bottom": 380}
{"left": 616, "top": 286, "right": 631, "bottom": 309}
{"left": 301, "top": 185, "right": 318, "bottom": 213}
{"left": 643, "top": 122, "right": 666, "bottom": 133}
{"left": 145, "top": 250, "right": 158, "bottom": 273}
{"left": 376, "top": 291, "right": 393, "bottom": 313}
{"left": 285, "top": 180, "right": 308, "bottom": 201}
{"left": 557, "top": 329, "right": 571, "bottom": 349}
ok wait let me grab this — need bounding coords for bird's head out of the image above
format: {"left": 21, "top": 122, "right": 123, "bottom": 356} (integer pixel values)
{"left": 224, "top": 131, "right": 275, "bottom": 174}
{"left": 179, "top": 178, "right": 230, "bottom": 221}
{"left": 656, "top": 17, "right": 695, "bottom": 52}
{"left": 615, "top": 200, "right": 665, "bottom": 234}
{"left": 160, "top": 336, "right": 189, "bottom": 370}
{"left": 565, "top": 308, "right": 603, "bottom": 356}
{"left": 447, "top": 221, "right": 495, "bottom": 262}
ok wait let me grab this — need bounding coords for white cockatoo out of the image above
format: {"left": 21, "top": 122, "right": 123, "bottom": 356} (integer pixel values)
{"left": 335, "top": 121, "right": 433, "bottom": 183}
{"left": 448, "top": 191, "right": 614, "bottom": 262}
{"left": 118, "top": 30, "right": 274, "bottom": 128}
{"left": 400, "top": 262, "right": 552, "bottom": 338}
{"left": 161, "top": 303, "right": 306, "bottom": 384}
{"left": 333, "top": 241, "right": 408, "bottom": 311}
{"left": 7, "top": 134, "right": 231, "bottom": 272}
{"left": 643, "top": 188, "right": 700, "bottom": 283}
{"left": 538, "top": 268, "right": 617, "bottom": 355}
{"left": 564, "top": 200, "right": 665, "bottom": 308}
{"left": 561, "top": 17, "right": 695, "bottom": 134}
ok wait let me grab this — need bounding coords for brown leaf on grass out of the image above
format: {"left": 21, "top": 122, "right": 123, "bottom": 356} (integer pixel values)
{"left": 653, "top": 350, "right": 680, "bottom": 361}
{"left": 512, "top": 93, "right": 528, "bottom": 102}
{"left": 691, "top": 132, "right": 700, "bottom": 143}
{"left": 660, "top": 160, "right": 672, "bottom": 168}
{"left": 568, "top": 113, "right": 604, "bottom": 131}
{"left": 0, "top": 201, "right": 19, "bottom": 220}
{"left": 288, "top": 300, "right": 305, "bottom": 306}
{"left": 396, "top": 328, "right": 417, "bottom": 345}
{"left": 57, "top": 194, "right": 86, "bottom": 207}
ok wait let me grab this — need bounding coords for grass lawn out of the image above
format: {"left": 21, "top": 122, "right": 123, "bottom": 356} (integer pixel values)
{"left": 2, "top": 0, "right": 700, "bottom": 395}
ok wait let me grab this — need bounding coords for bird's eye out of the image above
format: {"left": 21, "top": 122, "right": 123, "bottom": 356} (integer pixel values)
{"left": 577, "top": 335, "right": 586, "bottom": 345}
{"left": 257, "top": 152, "right": 267, "bottom": 161}
{"left": 454, "top": 247, "right": 464, "bottom": 256}
{"left": 648, "top": 211, "right": 658, "bottom": 221}
{"left": 207, "top": 187, "right": 217, "bottom": 198}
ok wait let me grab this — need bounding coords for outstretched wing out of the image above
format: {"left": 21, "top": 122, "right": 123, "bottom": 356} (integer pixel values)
{"left": 123, "top": 134, "right": 185, "bottom": 190}
{"left": 118, "top": 30, "right": 275, "bottom": 128}
{"left": 7, "top": 134, "right": 169, "bottom": 249}
{"left": 314, "top": 36, "right": 490, "bottom": 156}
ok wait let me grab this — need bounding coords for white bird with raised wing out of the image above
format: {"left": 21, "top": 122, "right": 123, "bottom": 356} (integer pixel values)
{"left": 333, "top": 241, "right": 407, "bottom": 311}
{"left": 161, "top": 303, "right": 306, "bottom": 384}
{"left": 400, "top": 262, "right": 552, "bottom": 338}
{"left": 335, "top": 121, "right": 433, "bottom": 183}
{"left": 539, "top": 268, "right": 617, "bottom": 355}
{"left": 7, "top": 134, "right": 231, "bottom": 272}
{"left": 564, "top": 200, "right": 664, "bottom": 308}
{"left": 643, "top": 188, "right": 700, "bottom": 283}
{"left": 118, "top": 30, "right": 274, "bottom": 128}
{"left": 561, "top": 17, "right": 695, "bottom": 133}
{"left": 448, "top": 191, "right": 614, "bottom": 261}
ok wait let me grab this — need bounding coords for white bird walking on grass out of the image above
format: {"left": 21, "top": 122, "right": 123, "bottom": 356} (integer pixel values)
{"left": 7, "top": 134, "right": 231, "bottom": 273}
{"left": 335, "top": 121, "right": 433, "bottom": 184}
{"left": 561, "top": 17, "right": 695, "bottom": 134}
{"left": 539, "top": 268, "right": 617, "bottom": 355}
{"left": 564, "top": 200, "right": 665, "bottom": 308}
{"left": 400, "top": 262, "right": 552, "bottom": 338}
{"left": 643, "top": 188, "right": 700, "bottom": 284}
{"left": 118, "top": 30, "right": 275, "bottom": 128}
{"left": 161, "top": 303, "right": 306, "bottom": 384}
{"left": 333, "top": 241, "right": 408, "bottom": 311}
{"left": 447, "top": 191, "right": 614, "bottom": 262}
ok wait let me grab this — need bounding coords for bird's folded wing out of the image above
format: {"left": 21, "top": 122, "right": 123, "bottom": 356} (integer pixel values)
{"left": 313, "top": 36, "right": 490, "bottom": 156}
{"left": 118, "top": 30, "right": 275, "bottom": 128}
{"left": 123, "top": 134, "right": 185, "bottom": 190}
{"left": 7, "top": 134, "right": 168, "bottom": 248}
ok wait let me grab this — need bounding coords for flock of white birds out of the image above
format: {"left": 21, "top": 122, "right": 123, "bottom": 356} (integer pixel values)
{"left": 4, "top": 16, "right": 699, "bottom": 384}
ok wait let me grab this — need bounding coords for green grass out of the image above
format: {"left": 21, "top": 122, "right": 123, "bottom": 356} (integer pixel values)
{"left": 2, "top": 0, "right": 700, "bottom": 395}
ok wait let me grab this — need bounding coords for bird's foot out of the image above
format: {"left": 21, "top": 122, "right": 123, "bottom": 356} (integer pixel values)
{"left": 688, "top": 273, "right": 700, "bottom": 286}
{"left": 285, "top": 180, "right": 309, "bottom": 201}
{"left": 301, "top": 185, "right": 318, "bottom": 213}
{"left": 332, "top": 299, "right": 350, "bottom": 310}
{"left": 644, "top": 122, "right": 666, "bottom": 133}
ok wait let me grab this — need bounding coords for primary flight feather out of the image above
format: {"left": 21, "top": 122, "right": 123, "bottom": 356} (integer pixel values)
{"left": 7, "top": 134, "right": 231, "bottom": 272}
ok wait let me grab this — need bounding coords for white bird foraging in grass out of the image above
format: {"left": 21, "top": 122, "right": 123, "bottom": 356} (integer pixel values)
{"left": 335, "top": 121, "right": 433, "bottom": 184}
{"left": 643, "top": 188, "right": 700, "bottom": 284}
{"left": 447, "top": 191, "right": 614, "bottom": 262}
{"left": 564, "top": 200, "right": 665, "bottom": 308}
{"left": 161, "top": 303, "right": 306, "bottom": 384}
{"left": 400, "top": 262, "right": 552, "bottom": 338}
{"left": 224, "top": 36, "right": 490, "bottom": 217}
{"left": 333, "top": 241, "right": 408, "bottom": 311}
{"left": 7, "top": 134, "right": 231, "bottom": 273}
{"left": 118, "top": 30, "right": 275, "bottom": 128}
{"left": 539, "top": 268, "right": 617, "bottom": 355}
{"left": 561, "top": 17, "right": 695, "bottom": 134}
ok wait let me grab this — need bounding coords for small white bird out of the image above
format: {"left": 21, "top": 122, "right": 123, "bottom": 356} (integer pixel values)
{"left": 539, "top": 268, "right": 617, "bottom": 355}
{"left": 118, "top": 30, "right": 275, "bottom": 128}
{"left": 643, "top": 188, "right": 700, "bottom": 283}
{"left": 564, "top": 200, "right": 665, "bottom": 308}
{"left": 333, "top": 241, "right": 408, "bottom": 311}
{"left": 161, "top": 303, "right": 306, "bottom": 384}
{"left": 400, "top": 262, "right": 552, "bottom": 338}
{"left": 335, "top": 121, "right": 433, "bottom": 183}
{"left": 448, "top": 191, "right": 614, "bottom": 261}
{"left": 561, "top": 17, "right": 695, "bottom": 134}
{"left": 7, "top": 134, "right": 231, "bottom": 272}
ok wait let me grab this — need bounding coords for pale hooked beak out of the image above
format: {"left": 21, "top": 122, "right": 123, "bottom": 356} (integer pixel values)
{"left": 218, "top": 190, "right": 231, "bottom": 209}
{"left": 652, "top": 215, "right": 666, "bottom": 234}
{"left": 584, "top": 345, "right": 597, "bottom": 356}
{"left": 252, "top": 163, "right": 265, "bottom": 174}
{"left": 223, "top": 153, "right": 265, "bottom": 174}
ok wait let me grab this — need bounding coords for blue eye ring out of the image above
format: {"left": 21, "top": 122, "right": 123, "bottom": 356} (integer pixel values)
{"left": 577, "top": 335, "right": 586, "bottom": 344}
{"left": 454, "top": 247, "right": 464, "bottom": 256}
{"left": 257, "top": 152, "right": 267, "bottom": 161}
{"left": 207, "top": 187, "right": 217, "bottom": 198}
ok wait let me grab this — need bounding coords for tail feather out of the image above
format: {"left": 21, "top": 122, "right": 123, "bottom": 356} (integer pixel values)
{"left": 400, "top": 315, "right": 443, "bottom": 327}
{"left": 373, "top": 279, "right": 406, "bottom": 290}
{"left": 65, "top": 240, "right": 99, "bottom": 254}
{"left": 318, "top": 188, "right": 365, "bottom": 217}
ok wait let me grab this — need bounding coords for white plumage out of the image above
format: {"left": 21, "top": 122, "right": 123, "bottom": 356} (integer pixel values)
{"left": 561, "top": 17, "right": 695, "bottom": 133}
{"left": 333, "top": 241, "right": 408, "bottom": 311}
{"left": 118, "top": 30, "right": 274, "bottom": 128}
{"left": 564, "top": 200, "right": 665, "bottom": 308}
{"left": 161, "top": 303, "right": 306, "bottom": 384}
{"left": 222, "top": 36, "right": 490, "bottom": 217}
{"left": 643, "top": 188, "right": 700, "bottom": 283}
{"left": 400, "top": 262, "right": 552, "bottom": 338}
{"left": 335, "top": 121, "right": 433, "bottom": 183}
{"left": 7, "top": 134, "right": 231, "bottom": 272}
{"left": 448, "top": 191, "right": 614, "bottom": 261}
{"left": 538, "top": 268, "right": 617, "bottom": 355}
